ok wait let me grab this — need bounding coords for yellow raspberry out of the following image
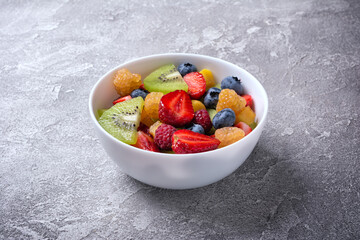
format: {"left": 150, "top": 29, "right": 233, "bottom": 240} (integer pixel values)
{"left": 144, "top": 92, "right": 164, "bottom": 121}
{"left": 191, "top": 100, "right": 206, "bottom": 113}
{"left": 216, "top": 89, "right": 246, "bottom": 116}
{"left": 200, "top": 69, "right": 216, "bottom": 90}
{"left": 113, "top": 68, "right": 142, "bottom": 97}
{"left": 215, "top": 127, "right": 245, "bottom": 148}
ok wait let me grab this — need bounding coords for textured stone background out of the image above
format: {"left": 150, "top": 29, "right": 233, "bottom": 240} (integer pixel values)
{"left": 1, "top": 0, "right": 359, "bottom": 239}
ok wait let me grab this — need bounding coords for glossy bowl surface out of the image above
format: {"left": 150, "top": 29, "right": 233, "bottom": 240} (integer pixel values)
{"left": 89, "top": 53, "right": 268, "bottom": 189}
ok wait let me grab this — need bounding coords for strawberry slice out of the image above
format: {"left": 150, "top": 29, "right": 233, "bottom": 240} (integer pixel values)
{"left": 183, "top": 72, "right": 206, "bottom": 99}
{"left": 133, "top": 131, "right": 159, "bottom": 152}
{"left": 139, "top": 83, "right": 146, "bottom": 91}
{"left": 172, "top": 129, "right": 220, "bottom": 154}
{"left": 241, "top": 94, "right": 253, "bottom": 108}
{"left": 113, "top": 95, "right": 132, "bottom": 105}
{"left": 159, "top": 90, "right": 194, "bottom": 127}
{"left": 234, "top": 122, "right": 252, "bottom": 136}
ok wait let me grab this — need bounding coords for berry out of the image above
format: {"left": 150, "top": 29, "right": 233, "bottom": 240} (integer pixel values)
{"left": 183, "top": 72, "right": 206, "bottom": 99}
{"left": 130, "top": 89, "right": 149, "bottom": 100}
{"left": 144, "top": 92, "right": 164, "bottom": 122}
{"left": 242, "top": 94, "right": 253, "bottom": 108}
{"left": 216, "top": 89, "right": 246, "bottom": 116}
{"left": 191, "top": 100, "right": 206, "bottom": 113}
{"left": 212, "top": 108, "right": 236, "bottom": 129}
{"left": 199, "top": 69, "right": 215, "bottom": 90}
{"left": 203, "top": 87, "right": 221, "bottom": 109}
{"left": 236, "top": 106, "right": 255, "bottom": 125}
{"left": 139, "top": 83, "right": 146, "bottom": 90}
{"left": 154, "top": 124, "right": 177, "bottom": 150}
{"left": 193, "top": 109, "right": 212, "bottom": 132}
{"left": 113, "top": 68, "right": 142, "bottom": 97}
{"left": 186, "top": 123, "right": 205, "bottom": 134}
{"left": 159, "top": 90, "right": 194, "bottom": 127}
{"left": 172, "top": 129, "right": 220, "bottom": 154}
{"left": 234, "top": 122, "right": 252, "bottom": 136}
{"left": 177, "top": 63, "right": 197, "bottom": 77}
{"left": 215, "top": 127, "right": 245, "bottom": 148}
{"left": 149, "top": 121, "right": 163, "bottom": 138}
{"left": 113, "top": 95, "right": 132, "bottom": 105}
{"left": 133, "top": 131, "right": 159, "bottom": 152}
{"left": 221, "top": 76, "right": 243, "bottom": 95}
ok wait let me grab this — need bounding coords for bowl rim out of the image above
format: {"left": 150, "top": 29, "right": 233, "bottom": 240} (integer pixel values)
{"left": 89, "top": 53, "right": 268, "bottom": 157}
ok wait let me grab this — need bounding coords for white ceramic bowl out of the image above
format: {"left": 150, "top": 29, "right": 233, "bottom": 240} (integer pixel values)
{"left": 89, "top": 53, "right": 268, "bottom": 189}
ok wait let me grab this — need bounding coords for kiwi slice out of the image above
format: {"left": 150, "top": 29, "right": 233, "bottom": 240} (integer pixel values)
{"left": 207, "top": 108, "right": 217, "bottom": 135}
{"left": 97, "top": 109, "right": 107, "bottom": 120}
{"left": 143, "top": 64, "right": 188, "bottom": 94}
{"left": 98, "top": 97, "right": 144, "bottom": 144}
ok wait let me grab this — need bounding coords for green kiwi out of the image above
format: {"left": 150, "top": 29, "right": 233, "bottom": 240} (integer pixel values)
{"left": 249, "top": 121, "right": 257, "bottom": 130}
{"left": 207, "top": 108, "right": 217, "bottom": 135}
{"left": 98, "top": 97, "right": 144, "bottom": 144}
{"left": 143, "top": 64, "right": 188, "bottom": 94}
{"left": 97, "top": 109, "right": 107, "bottom": 120}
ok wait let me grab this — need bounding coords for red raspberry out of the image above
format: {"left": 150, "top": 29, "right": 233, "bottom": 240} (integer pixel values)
{"left": 193, "top": 109, "right": 212, "bottom": 133}
{"left": 154, "top": 124, "right": 177, "bottom": 150}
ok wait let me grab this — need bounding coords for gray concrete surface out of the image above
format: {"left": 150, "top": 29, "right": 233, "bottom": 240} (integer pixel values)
{"left": 1, "top": 0, "right": 359, "bottom": 239}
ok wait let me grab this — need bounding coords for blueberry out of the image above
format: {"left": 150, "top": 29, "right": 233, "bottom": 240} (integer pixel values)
{"left": 221, "top": 76, "right": 243, "bottom": 95}
{"left": 203, "top": 87, "right": 221, "bottom": 109}
{"left": 212, "top": 108, "right": 236, "bottom": 129}
{"left": 130, "top": 89, "right": 149, "bottom": 100}
{"left": 177, "top": 63, "right": 197, "bottom": 77}
{"left": 186, "top": 123, "right": 205, "bottom": 134}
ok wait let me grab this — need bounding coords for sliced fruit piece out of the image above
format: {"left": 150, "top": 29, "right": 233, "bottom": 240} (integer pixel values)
{"left": 191, "top": 100, "right": 206, "bottom": 113}
{"left": 215, "top": 127, "right": 245, "bottom": 148}
{"left": 133, "top": 131, "right": 159, "bottom": 152}
{"left": 158, "top": 90, "right": 194, "bottom": 127}
{"left": 113, "top": 95, "right": 132, "bottom": 105}
{"left": 113, "top": 69, "right": 142, "bottom": 97}
{"left": 172, "top": 129, "right": 220, "bottom": 154}
{"left": 98, "top": 97, "right": 144, "bottom": 144}
{"left": 144, "top": 92, "right": 164, "bottom": 122}
{"left": 200, "top": 69, "right": 215, "bottom": 90}
{"left": 149, "top": 121, "right": 163, "bottom": 138}
{"left": 242, "top": 94, "right": 253, "bottom": 108}
{"left": 207, "top": 108, "right": 217, "bottom": 135}
{"left": 234, "top": 122, "right": 252, "bottom": 135}
{"left": 140, "top": 108, "right": 155, "bottom": 127}
{"left": 183, "top": 72, "right": 206, "bottom": 99}
{"left": 137, "top": 122, "right": 150, "bottom": 135}
{"left": 236, "top": 106, "right": 255, "bottom": 125}
{"left": 214, "top": 83, "right": 221, "bottom": 89}
{"left": 97, "top": 109, "right": 107, "bottom": 119}
{"left": 249, "top": 121, "right": 257, "bottom": 130}
{"left": 143, "top": 64, "right": 188, "bottom": 94}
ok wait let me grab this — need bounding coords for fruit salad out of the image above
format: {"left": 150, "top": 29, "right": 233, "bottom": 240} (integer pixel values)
{"left": 97, "top": 63, "right": 257, "bottom": 154}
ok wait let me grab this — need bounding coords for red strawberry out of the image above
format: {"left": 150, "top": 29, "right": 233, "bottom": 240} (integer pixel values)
{"left": 235, "top": 122, "right": 252, "bottom": 136}
{"left": 133, "top": 131, "right": 159, "bottom": 152}
{"left": 172, "top": 129, "right": 220, "bottom": 154}
{"left": 154, "top": 124, "right": 177, "bottom": 150}
{"left": 183, "top": 72, "right": 206, "bottom": 99}
{"left": 137, "top": 122, "right": 150, "bottom": 136}
{"left": 113, "top": 95, "right": 132, "bottom": 105}
{"left": 241, "top": 94, "right": 253, "bottom": 108}
{"left": 159, "top": 90, "right": 194, "bottom": 127}
{"left": 139, "top": 83, "right": 146, "bottom": 91}
{"left": 193, "top": 109, "right": 212, "bottom": 132}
